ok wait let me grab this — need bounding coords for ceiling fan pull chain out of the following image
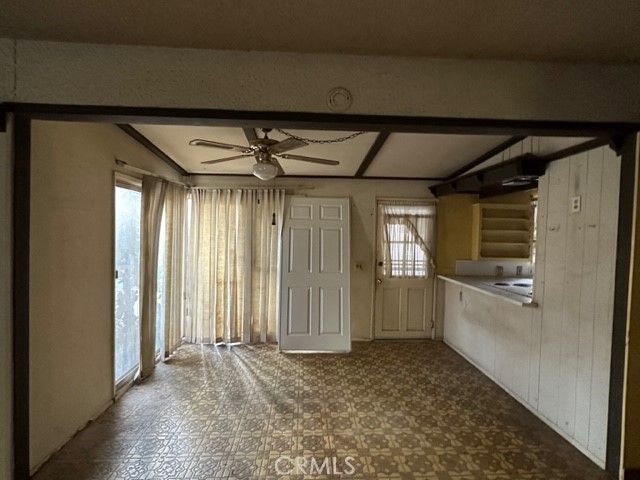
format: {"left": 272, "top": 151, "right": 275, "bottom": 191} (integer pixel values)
{"left": 275, "top": 128, "right": 366, "bottom": 144}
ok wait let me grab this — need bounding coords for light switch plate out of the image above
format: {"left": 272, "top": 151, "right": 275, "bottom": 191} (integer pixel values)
{"left": 571, "top": 196, "right": 581, "bottom": 213}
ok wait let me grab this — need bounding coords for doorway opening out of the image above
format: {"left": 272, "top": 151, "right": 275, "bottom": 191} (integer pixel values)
{"left": 8, "top": 105, "right": 637, "bottom": 479}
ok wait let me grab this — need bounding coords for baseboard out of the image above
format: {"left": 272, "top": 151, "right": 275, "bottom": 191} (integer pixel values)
{"left": 115, "top": 376, "right": 135, "bottom": 401}
{"left": 625, "top": 469, "right": 640, "bottom": 480}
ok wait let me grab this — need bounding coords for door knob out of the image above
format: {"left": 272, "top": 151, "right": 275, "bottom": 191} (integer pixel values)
{"left": 376, "top": 278, "right": 383, "bottom": 284}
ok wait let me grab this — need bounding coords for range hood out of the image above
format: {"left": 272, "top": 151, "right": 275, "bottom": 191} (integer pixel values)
{"left": 430, "top": 153, "right": 547, "bottom": 197}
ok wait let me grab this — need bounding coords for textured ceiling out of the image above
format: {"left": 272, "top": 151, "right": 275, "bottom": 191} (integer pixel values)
{"left": 1, "top": 1, "right": 640, "bottom": 62}
{"left": 129, "top": 124, "right": 589, "bottom": 180}
{"left": 133, "top": 125, "right": 378, "bottom": 176}
{"left": 366, "top": 134, "right": 510, "bottom": 178}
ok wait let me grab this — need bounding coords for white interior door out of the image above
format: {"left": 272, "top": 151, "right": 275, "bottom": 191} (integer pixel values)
{"left": 279, "top": 197, "right": 351, "bottom": 352}
{"left": 374, "top": 200, "right": 436, "bottom": 339}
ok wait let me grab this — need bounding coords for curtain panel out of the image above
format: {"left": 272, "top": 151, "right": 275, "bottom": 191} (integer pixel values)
{"left": 140, "top": 175, "right": 168, "bottom": 378}
{"left": 185, "top": 188, "right": 285, "bottom": 344}
{"left": 161, "top": 183, "right": 188, "bottom": 358}
{"left": 379, "top": 200, "right": 436, "bottom": 278}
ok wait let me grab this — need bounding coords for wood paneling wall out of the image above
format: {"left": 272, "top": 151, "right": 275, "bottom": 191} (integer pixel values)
{"left": 444, "top": 145, "right": 621, "bottom": 467}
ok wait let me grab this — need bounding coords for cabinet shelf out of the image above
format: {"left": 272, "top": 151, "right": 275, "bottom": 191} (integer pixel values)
{"left": 473, "top": 203, "right": 533, "bottom": 260}
{"left": 482, "top": 219, "right": 530, "bottom": 230}
{"left": 482, "top": 228, "right": 530, "bottom": 234}
{"left": 482, "top": 230, "right": 530, "bottom": 243}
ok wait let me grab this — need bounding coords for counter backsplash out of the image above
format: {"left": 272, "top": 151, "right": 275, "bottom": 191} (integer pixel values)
{"left": 455, "top": 260, "right": 534, "bottom": 277}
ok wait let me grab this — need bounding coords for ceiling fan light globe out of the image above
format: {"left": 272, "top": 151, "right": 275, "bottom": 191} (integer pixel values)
{"left": 252, "top": 162, "right": 278, "bottom": 181}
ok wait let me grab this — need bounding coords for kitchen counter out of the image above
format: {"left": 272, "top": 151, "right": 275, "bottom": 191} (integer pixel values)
{"left": 438, "top": 275, "right": 537, "bottom": 307}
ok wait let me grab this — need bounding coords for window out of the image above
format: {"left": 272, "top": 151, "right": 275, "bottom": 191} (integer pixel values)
{"left": 378, "top": 201, "right": 436, "bottom": 278}
{"left": 385, "top": 220, "right": 428, "bottom": 276}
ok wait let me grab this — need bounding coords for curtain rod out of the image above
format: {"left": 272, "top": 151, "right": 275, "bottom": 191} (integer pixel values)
{"left": 191, "top": 186, "right": 309, "bottom": 193}
{"left": 115, "top": 158, "right": 191, "bottom": 187}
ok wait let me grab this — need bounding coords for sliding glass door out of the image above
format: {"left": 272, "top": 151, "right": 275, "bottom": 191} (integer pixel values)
{"left": 114, "top": 183, "right": 142, "bottom": 386}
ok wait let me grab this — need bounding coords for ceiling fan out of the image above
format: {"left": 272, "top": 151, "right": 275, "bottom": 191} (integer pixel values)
{"left": 189, "top": 128, "right": 340, "bottom": 180}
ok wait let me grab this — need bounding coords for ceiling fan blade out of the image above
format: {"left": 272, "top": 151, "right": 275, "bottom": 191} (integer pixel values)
{"left": 190, "top": 139, "right": 251, "bottom": 153}
{"left": 201, "top": 154, "right": 252, "bottom": 165}
{"left": 278, "top": 154, "right": 340, "bottom": 166}
{"left": 268, "top": 138, "right": 307, "bottom": 155}
{"left": 271, "top": 158, "right": 286, "bottom": 176}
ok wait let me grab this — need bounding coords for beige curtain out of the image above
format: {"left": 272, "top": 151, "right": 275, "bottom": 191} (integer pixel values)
{"left": 185, "top": 188, "right": 284, "bottom": 344}
{"left": 161, "top": 183, "right": 187, "bottom": 358}
{"left": 140, "top": 175, "right": 167, "bottom": 378}
{"left": 379, "top": 201, "right": 436, "bottom": 278}
{"left": 250, "top": 189, "right": 285, "bottom": 343}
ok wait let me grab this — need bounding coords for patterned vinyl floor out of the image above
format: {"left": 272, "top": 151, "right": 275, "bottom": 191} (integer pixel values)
{"left": 34, "top": 341, "right": 612, "bottom": 479}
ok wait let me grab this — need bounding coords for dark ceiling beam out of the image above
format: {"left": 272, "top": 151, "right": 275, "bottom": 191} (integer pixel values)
{"left": 0, "top": 104, "right": 7, "bottom": 132}
{"left": 12, "top": 115, "right": 31, "bottom": 480}
{"left": 6, "top": 103, "right": 640, "bottom": 137}
{"left": 355, "top": 132, "right": 390, "bottom": 177}
{"left": 116, "top": 124, "right": 188, "bottom": 177}
{"left": 445, "top": 136, "right": 526, "bottom": 180}
{"left": 242, "top": 127, "right": 258, "bottom": 142}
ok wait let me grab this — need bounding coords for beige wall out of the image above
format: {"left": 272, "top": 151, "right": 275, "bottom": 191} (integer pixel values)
{"left": 29, "top": 120, "right": 181, "bottom": 470}
{"left": 191, "top": 175, "right": 431, "bottom": 340}
{"left": 0, "top": 117, "right": 13, "bottom": 480}
{"left": 0, "top": 39, "right": 640, "bottom": 122}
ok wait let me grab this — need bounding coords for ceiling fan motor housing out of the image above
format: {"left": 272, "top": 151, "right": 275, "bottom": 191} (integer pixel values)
{"left": 256, "top": 150, "right": 273, "bottom": 163}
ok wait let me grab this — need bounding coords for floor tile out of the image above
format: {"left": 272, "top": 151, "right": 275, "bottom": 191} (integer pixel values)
{"left": 33, "top": 341, "right": 612, "bottom": 479}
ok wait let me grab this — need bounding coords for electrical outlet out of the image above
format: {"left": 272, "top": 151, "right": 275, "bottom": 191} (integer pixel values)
{"left": 571, "top": 196, "right": 581, "bottom": 213}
